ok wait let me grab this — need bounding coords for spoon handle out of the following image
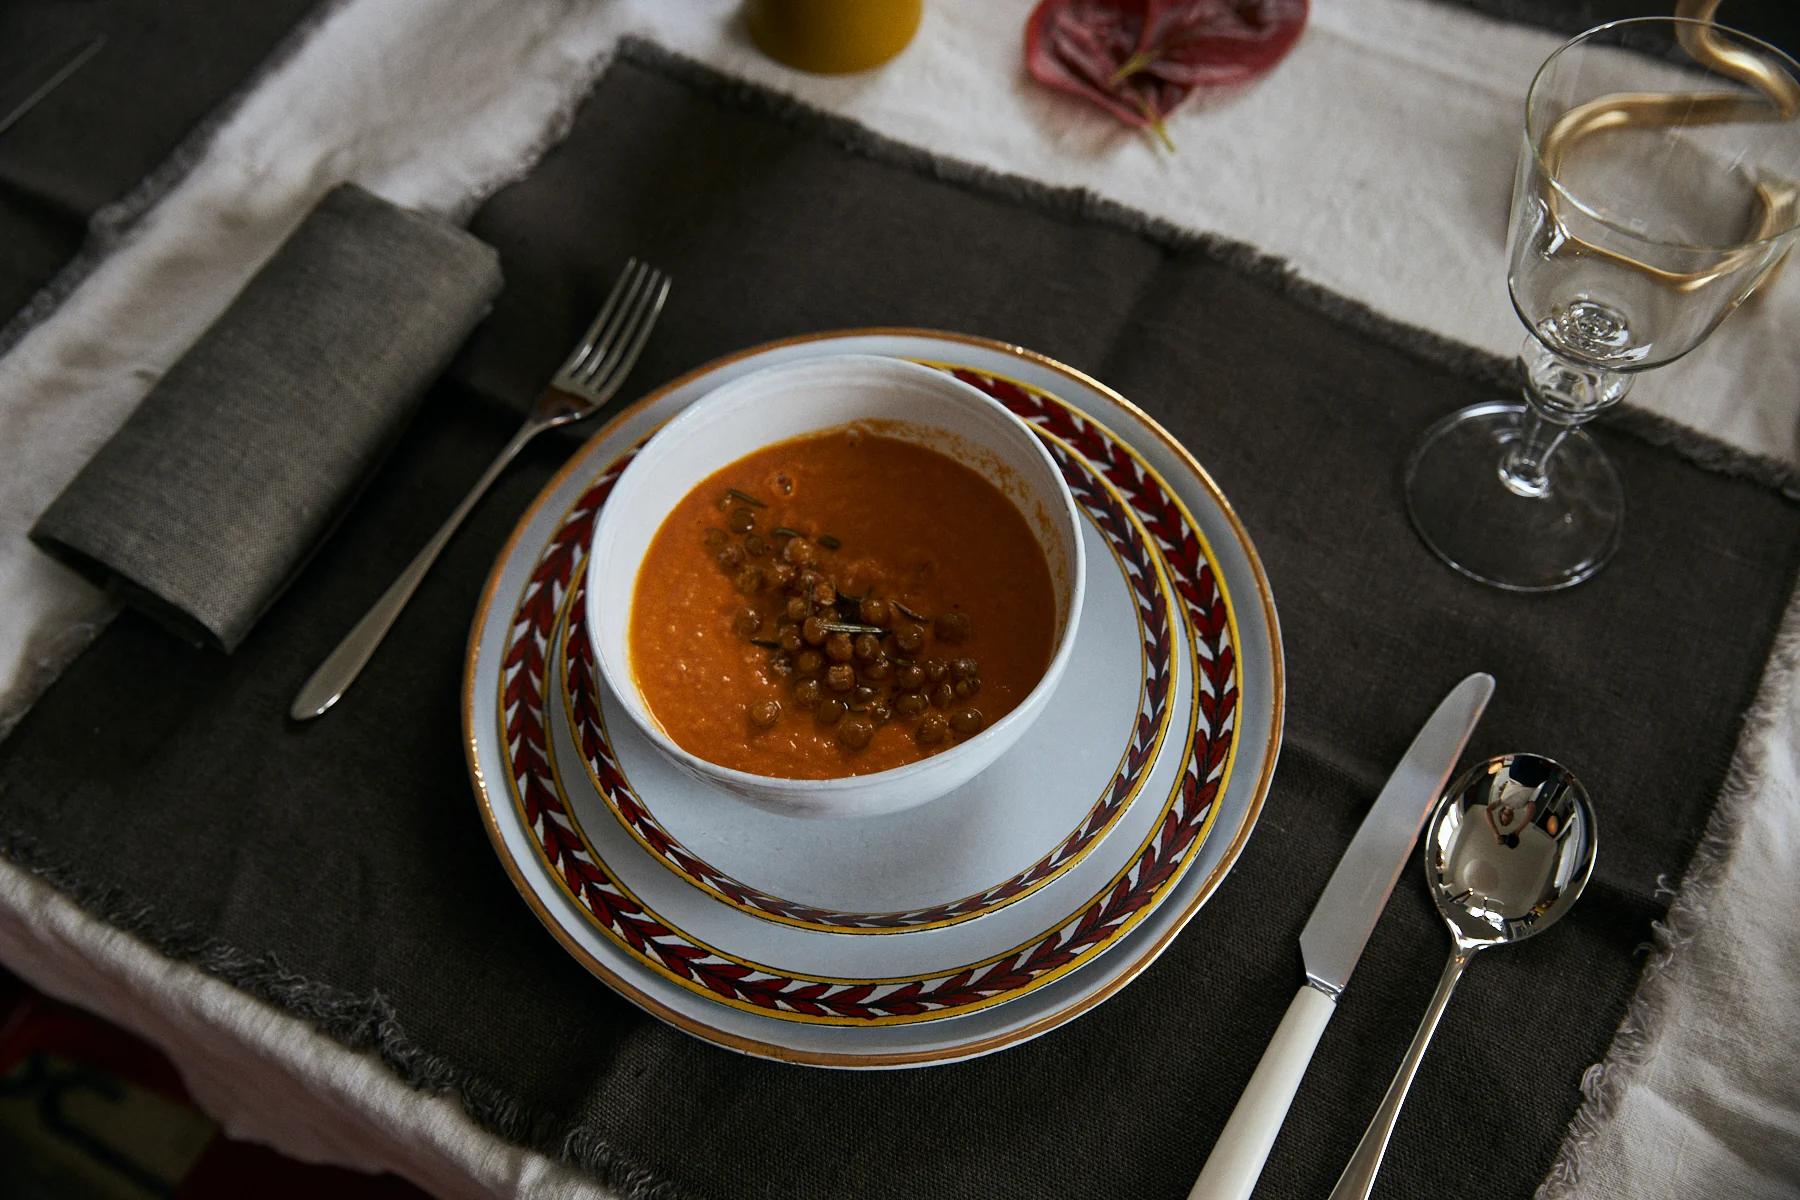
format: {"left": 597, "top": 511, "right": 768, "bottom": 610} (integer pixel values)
{"left": 1327, "top": 944, "right": 1476, "bottom": 1200}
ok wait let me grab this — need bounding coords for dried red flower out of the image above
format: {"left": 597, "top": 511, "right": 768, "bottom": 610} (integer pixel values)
{"left": 1024, "top": 0, "right": 1309, "bottom": 146}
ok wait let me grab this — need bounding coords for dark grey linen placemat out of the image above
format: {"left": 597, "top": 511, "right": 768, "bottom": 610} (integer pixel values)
{"left": 3, "top": 42, "right": 1798, "bottom": 1200}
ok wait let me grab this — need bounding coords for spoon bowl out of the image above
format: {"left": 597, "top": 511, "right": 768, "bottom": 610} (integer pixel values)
{"left": 1427, "top": 753, "right": 1597, "bottom": 949}
{"left": 1327, "top": 754, "right": 1597, "bottom": 1200}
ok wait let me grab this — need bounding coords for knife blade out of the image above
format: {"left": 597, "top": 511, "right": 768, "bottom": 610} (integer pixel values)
{"left": 1187, "top": 672, "right": 1495, "bottom": 1200}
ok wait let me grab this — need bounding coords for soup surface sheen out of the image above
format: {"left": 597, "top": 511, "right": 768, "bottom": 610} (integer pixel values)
{"left": 629, "top": 426, "right": 1056, "bottom": 778}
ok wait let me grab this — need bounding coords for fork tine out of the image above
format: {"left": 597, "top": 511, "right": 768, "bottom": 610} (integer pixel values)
{"left": 576, "top": 273, "right": 670, "bottom": 402}
{"left": 576, "top": 271, "right": 668, "bottom": 395}
{"left": 569, "top": 262, "right": 657, "bottom": 382}
{"left": 562, "top": 258, "right": 643, "bottom": 378}
{"left": 574, "top": 267, "right": 666, "bottom": 387}
{"left": 568, "top": 264, "right": 655, "bottom": 385}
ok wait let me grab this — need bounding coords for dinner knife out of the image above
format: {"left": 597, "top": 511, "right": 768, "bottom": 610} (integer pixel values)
{"left": 1187, "top": 671, "right": 1495, "bottom": 1200}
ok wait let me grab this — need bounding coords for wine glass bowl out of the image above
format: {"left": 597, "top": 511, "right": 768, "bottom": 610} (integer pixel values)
{"left": 1407, "top": 17, "right": 1800, "bottom": 591}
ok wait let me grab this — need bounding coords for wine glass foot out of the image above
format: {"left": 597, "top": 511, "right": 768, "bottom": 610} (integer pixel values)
{"left": 1404, "top": 401, "right": 1623, "bottom": 593}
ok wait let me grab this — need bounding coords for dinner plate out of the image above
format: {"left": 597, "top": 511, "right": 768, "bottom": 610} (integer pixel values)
{"left": 509, "top": 425, "right": 1203, "bottom": 1021}
{"left": 465, "top": 330, "right": 1284, "bottom": 1067}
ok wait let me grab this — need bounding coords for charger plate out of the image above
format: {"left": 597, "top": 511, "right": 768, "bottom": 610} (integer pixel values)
{"left": 465, "top": 329, "right": 1284, "bottom": 1067}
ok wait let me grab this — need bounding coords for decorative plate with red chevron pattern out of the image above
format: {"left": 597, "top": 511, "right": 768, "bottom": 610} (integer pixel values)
{"left": 465, "top": 330, "right": 1283, "bottom": 1068}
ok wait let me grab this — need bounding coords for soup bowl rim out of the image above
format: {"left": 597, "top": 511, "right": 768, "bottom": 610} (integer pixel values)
{"left": 583, "top": 353, "right": 1088, "bottom": 819}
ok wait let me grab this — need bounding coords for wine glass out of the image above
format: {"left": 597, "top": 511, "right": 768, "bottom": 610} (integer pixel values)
{"left": 1405, "top": 17, "right": 1800, "bottom": 592}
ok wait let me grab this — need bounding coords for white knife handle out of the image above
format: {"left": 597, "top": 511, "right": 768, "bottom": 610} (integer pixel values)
{"left": 1188, "top": 984, "right": 1337, "bottom": 1200}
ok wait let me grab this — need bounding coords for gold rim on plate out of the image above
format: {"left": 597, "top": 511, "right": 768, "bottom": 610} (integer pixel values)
{"left": 462, "top": 328, "right": 1285, "bottom": 1066}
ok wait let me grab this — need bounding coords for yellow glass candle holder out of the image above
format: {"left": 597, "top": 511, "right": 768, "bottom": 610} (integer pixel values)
{"left": 745, "top": 0, "right": 923, "bottom": 74}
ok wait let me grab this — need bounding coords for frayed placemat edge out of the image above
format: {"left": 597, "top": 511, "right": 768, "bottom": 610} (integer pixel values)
{"left": 612, "top": 36, "right": 1800, "bottom": 501}
{"left": 0, "top": 829, "right": 697, "bottom": 1200}
{"left": 1534, "top": 579, "right": 1800, "bottom": 1198}
{"left": 2, "top": 34, "right": 1795, "bottom": 1200}
{"left": 0, "top": 613, "right": 114, "bottom": 744}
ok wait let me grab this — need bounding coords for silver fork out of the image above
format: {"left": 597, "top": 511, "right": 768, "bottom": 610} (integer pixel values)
{"left": 290, "top": 258, "right": 671, "bottom": 721}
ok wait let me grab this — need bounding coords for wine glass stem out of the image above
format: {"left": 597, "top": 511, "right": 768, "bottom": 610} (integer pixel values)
{"left": 1502, "top": 336, "right": 1632, "bottom": 498}
{"left": 1498, "top": 412, "right": 1569, "bottom": 498}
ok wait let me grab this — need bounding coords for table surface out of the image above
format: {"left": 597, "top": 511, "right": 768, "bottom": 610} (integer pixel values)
{"left": 0, "top": 2, "right": 1795, "bottom": 1197}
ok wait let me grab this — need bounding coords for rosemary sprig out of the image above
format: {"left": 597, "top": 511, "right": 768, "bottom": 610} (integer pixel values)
{"left": 749, "top": 637, "right": 783, "bottom": 649}
{"left": 726, "top": 488, "right": 766, "bottom": 509}
{"left": 770, "top": 526, "right": 804, "bottom": 538}
{"left": 893, "top": 601, "right": 930, "bottom": 623}
{"left": 817, "top": 534, "right": 842, "bottom": 550}
{"left": 819, "top": 621, "right": 883, "bottom": 636}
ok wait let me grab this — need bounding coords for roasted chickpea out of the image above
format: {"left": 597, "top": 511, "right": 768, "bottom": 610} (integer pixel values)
{"left": 894, "top": 691, "right": 928, "bottom": 718}
{"left": 852, "top": 633, "right": 879, "bottom": 662}
{"left": 744, "top": 534, "right": 768, "bottom": 557}
{"left": 734, "top": 566, "right": 764, "bottom": 594}
{"left": 917, "top": 713, "right": 949, "bottom": 745}
{"left": 862, "top": 655, "right": 893, "bottom": 682}
{"left": 769, "top": 562, "right": 796, "bottom": 589}
{"left": 783, "top": 537, "right": 816, "bottom": 565}
{"left": 935, "top": 612, "right": 972, "bottom": 644}
{"left": 930, "top": 681, "right": 955, "bottom": 709}
{"left": 825, "top": 633, "right": 854, "bottom": 663}
{"left": 785, "top": 596, "right": 810, "bottom": 623}
{"left": 850, "top": 685, "right": 877, "bottom": 711}
{"left": 837, "top": 716, "right": 875, "bottom": 750}
{"left": 869, "top": 702, "right": 892, "bottom": 724}
{"left": 779, "top": 626, "right": 803, "bottom": 653}
{"left": 896, "top": 663, "right": 926, "bottom": 691}
{"left": 816, "top": 698, "right": 846, "bottom": 725}
{"left": 954, "top": 676, "right": 982, "bottom": 699}
{"left": 793, "top": 678, "right": 822, "bottom": 708}
{"left": 748, "top": 700, "right": 781, "bottom": 728}
{"left": 950, "top": 707, "right": 985, "bottom": 736}
{"left": 812, "top": 580, "right": 836, "bottom": 606}
{"left": 895, "top": 624, "right": 926, "bottom": 654}
{"left": 716, "top": 544, "right": 743, "bottom": 570}
{"left": 733, "top": 607, "right": 762, "bottom": 636}
{"left": 923, "top": 658, "right": 949, "bottom": 683}
{"left": 952, "top": 657, "right": 980, "bottom": 681}
{"left": 801, "top": 615, "right": 828, "bottom": 646}
{"left": 768, "top": 654, "right": 795, "bottom": 678}
{"left": 827, "top": 663, "right": 856, "bottom": 692}
{"left": 728, "top": 507, "right": 756, "bottom": 534}
{"left": 860, "top": 597, "right": 891, "bottom": 627}
{"left": 795, "top": 650, "right": 824, "bottom": 674}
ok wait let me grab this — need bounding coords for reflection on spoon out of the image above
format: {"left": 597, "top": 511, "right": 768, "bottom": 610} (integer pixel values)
{"left": 1326, "top": 754, "right": 1597, "bottom": 1200}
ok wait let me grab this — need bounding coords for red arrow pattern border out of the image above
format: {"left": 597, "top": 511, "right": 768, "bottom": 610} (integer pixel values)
{"left": 498, "top": 366, "right": 1239, "bottom": 1023}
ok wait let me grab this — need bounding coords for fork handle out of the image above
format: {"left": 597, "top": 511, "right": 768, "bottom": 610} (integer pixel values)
{"left": 290, "top": 422, "right": 539, "bottom": 720}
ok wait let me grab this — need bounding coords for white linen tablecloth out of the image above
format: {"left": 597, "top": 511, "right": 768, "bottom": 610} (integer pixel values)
{"left": 1, "top": 1, "right": 1795, "bottom": 1195}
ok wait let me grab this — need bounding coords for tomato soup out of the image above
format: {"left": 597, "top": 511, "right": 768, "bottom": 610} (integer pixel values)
{"left": 629, "top": 426, "right": 1057, "bottom": 779}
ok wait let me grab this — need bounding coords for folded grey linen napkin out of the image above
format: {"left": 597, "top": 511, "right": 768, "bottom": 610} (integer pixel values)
{"left": 31, "top": 183, "right": 503, "bottom": 651}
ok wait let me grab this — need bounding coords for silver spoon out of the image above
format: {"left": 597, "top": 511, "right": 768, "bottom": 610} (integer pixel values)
{"left": 1327, "top": 753, "right": 1597, "bottom": 1200}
